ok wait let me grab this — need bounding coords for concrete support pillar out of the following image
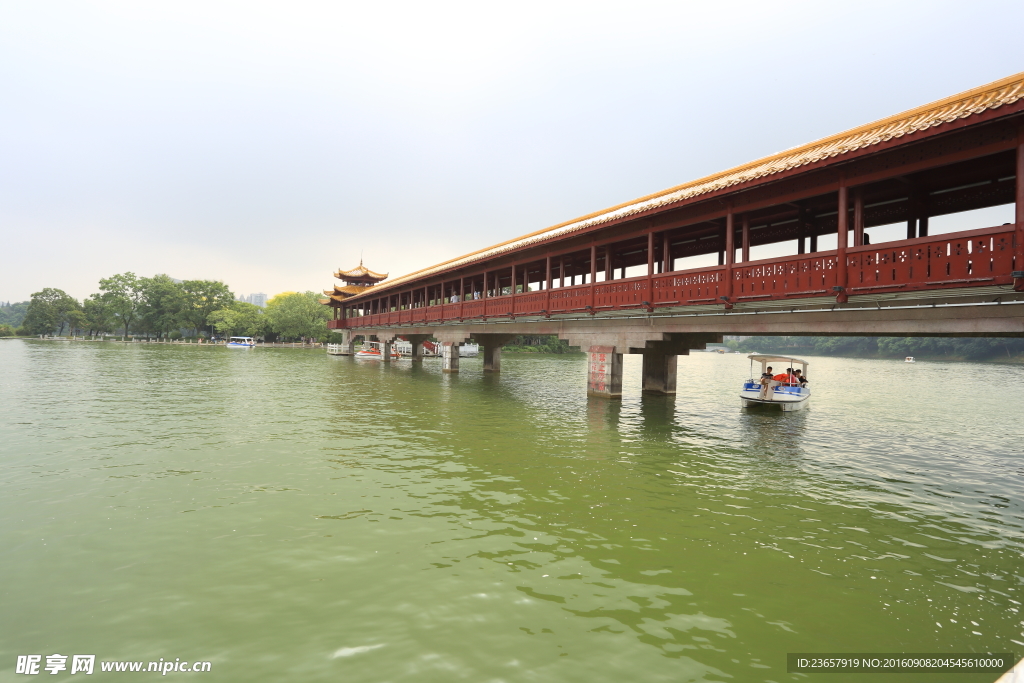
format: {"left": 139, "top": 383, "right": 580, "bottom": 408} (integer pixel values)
{"left": 587, "top": 346, "right": 623, "bottom": 398}
{"left": 482, "top": 344, "right": 502, "bottom": 372}
{"left": 441, "top": 342, "right": 460, "bottom": 373}
{"left": 475, "top": 334, "right": 514, "bottom": 372}
{"left": 381, "top": 339, "right": 394, "bottom": 363}
{"left": 342, "top": 332, "right": 357, "bottom": 354}
{"left": 405, "top": 334, "right": 429, "bottom": 361}
{"left": 641, "top": 350, "right": 678, "bottom": 395}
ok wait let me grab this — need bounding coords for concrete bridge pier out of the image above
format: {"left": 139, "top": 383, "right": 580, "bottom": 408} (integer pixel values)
{"left": 339, "top": 331, "right": 357, "bottom": 354}
{"left": 441, "top": 343, "right": 461, "bottom": 373}
{"left": 474, "top": 334, "right": 515, "bottom": 373}
{"left": 640, "top": 347, "right": 680, "bottom": 395}
{"left": 572, "top": 332, "right": 721, "bottom": 399}
{"left": 631, "top": 334, "right": 720, "bottom": 395}
{"left": 374, "top": 332, "right": 400, "bottom": 363}
{"left": 404, "top": 334, "right": 431, "bottom": 361}
{"left": 587, "top": 346, "right": 623, "bottom": 398}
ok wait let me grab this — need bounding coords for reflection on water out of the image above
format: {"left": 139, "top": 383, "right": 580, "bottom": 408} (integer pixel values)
{"left": 1, "top": 340, "right": 1022, "bottom": 683}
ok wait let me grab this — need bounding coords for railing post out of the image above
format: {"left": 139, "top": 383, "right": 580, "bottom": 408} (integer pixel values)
{"left": 837, "top": 177, "right": 849, "bottom": 303}
{"left": 1016, "top": 122, "right": 1024, "bottom": 291}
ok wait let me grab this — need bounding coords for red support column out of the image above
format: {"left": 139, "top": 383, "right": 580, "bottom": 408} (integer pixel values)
{"left": 837, "top": 179, "right": 849, "bottom": 303}
{"left": 590, "top": 244, "right": 597, "bottom": 313}
{"left": 662, "top": 232, "right": 671, "bottom": 272}
{"left": 741, "top": 214, "right": 750, "bottom": 263}
{"left": 1015, "top": 123, "right": 1024, "bottom": 290}
{"left": 605, "top": 246, "right": 613, "bottom": 281}
{"left": 646, "top": 232, "right": 655, "bottom": 310}
{"left": 854, "top": 188, "right": 864, "bottom": 246}
{"left": 724, "top": 212, "right": 734, "bottom": 308}
{"left": 544, "top": 256, "right": 551, "bottom": 314}
{"left": 510, "top": 264, "right": 516, "bottom": 314}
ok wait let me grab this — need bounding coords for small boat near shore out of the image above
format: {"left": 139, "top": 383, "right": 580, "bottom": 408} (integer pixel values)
{"left": 740, "top": 354, "right": 810, "bottom": 412}
{"left": 905, "top": 356, "right": 916, "bottom": 363}
{"left": 226, "top": 336, "right": 255, "bottom": 348}
{"left": 355, "top": 341, "right": 402, "bottom": 360}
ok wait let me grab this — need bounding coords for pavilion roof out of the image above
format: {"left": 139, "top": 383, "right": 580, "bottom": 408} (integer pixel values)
{"left": 335, "top": 261, "right": 388, "bottom": 281}
{"left": 355, "top": 71, "right": 1024, "bottom": 299}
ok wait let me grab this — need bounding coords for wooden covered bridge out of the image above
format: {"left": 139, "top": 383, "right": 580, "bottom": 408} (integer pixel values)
{"left": 324, "top": 72, "right": 1024, "bottom": 397}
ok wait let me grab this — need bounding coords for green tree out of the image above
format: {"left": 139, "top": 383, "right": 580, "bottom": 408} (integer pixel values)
{"left": 265, "top": 291, "right": 329, "bottom": 341}
{"left": 99, "top": 272, "right": 145, "bottom": 338}
{"left": 179, "top": 280, "right": 234, "bottom": 336}
{"left": 83, "top": 295, "right": 116, "bottom": 335}
{"left": 0, "top": 323, "right": 15, "bottom": 337}
{"left": 66, "top": 306, "right": 88, "bottom": 337}
{"left": 137, "top": 275, "right": 186, "bottom": 337}
{"left": 209, "top": 301, "right": 266, "bottom": 338}
{"left": 0, "top": 301, "right": 29, "bottom": 328}
{"left": 21, "top": 288, "right": 80, "bottom": 335}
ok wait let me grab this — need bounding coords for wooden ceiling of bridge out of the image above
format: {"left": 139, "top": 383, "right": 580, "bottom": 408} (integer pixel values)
{"left": 342, "top": 72, "right": 1024, "bottom": 301}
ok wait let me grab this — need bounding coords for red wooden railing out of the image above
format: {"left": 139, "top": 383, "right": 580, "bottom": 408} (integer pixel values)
{"left": 326, "top": 225, "right": 1016, "bottom": 330}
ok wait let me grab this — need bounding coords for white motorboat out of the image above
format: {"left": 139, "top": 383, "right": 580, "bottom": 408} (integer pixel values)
{"left": 355, "top": 341, "right": 402, "bottom": 359}
{"left": 226, "top": 336, "right": 255, "bottom": 348}
{"left": 905, "top": 356, "right": 916, "bottom": 363}
{"left": 740, "top": 354, "right": 810, "bottom": 412}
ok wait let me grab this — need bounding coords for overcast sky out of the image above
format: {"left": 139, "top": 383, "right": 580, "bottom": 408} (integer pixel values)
{"left": 2, "top": 1, "right": 1021, "bottom": 302}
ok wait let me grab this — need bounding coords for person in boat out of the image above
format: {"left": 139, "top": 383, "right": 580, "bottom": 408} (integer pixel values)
{"left": 793, "top": 369, "right": 807, "bottom": 386}
{"left": 773, "top": 368, "right": 794, "bottom": 384}
{"left": 758, "top": 366, "right": 775, "bottom": 399}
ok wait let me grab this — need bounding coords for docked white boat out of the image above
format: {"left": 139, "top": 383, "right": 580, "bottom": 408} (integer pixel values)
{"left": 740, "top": 354, "right": 811, "bottom": 412}
{"left": 390, "top": 341, "right": 479, "bottom": 357}
{"left": 226, "top": 336, "right": 255, "bottom": 348}
{"left": 355, "top": 341, "right": 402, "bottom": 359}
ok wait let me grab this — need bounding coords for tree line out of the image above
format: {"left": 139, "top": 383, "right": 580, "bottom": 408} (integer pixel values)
{"left": 727, "top": 336, "right": 1024, "bottom": 362}
{"left": 3, "top": 273, "right": 330, "bottom": 341}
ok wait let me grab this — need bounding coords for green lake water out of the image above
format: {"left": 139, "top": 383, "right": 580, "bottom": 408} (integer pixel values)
{"left": 1, "top": 339, "right": 1022, "bottom": 682}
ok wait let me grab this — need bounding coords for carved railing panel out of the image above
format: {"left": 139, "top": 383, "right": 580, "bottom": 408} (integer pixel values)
{"left": 594, "top": 278, "right": 649, "bottom": 309}
{"left": 652, "top": 267, "right": 725, "bottom": 305}
{"left": 733, "top": 254, "right": 837, "bottom": 300}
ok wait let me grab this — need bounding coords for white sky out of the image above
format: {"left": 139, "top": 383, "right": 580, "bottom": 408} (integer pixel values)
{"left": 1, "top": 1, "right": 1021, "bottom": 302}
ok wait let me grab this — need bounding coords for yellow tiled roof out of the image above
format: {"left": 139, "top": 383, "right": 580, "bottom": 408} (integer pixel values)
{"left": 335, "top": 262, "right": 388, "bottom": 281}
{"left": 360, "top": 71, "right": 1024, "bottom": 298}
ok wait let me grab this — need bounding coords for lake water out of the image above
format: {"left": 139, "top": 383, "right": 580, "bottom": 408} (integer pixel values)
{"left": 1, "top": 339, "right": 1022, "bottom": 682}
